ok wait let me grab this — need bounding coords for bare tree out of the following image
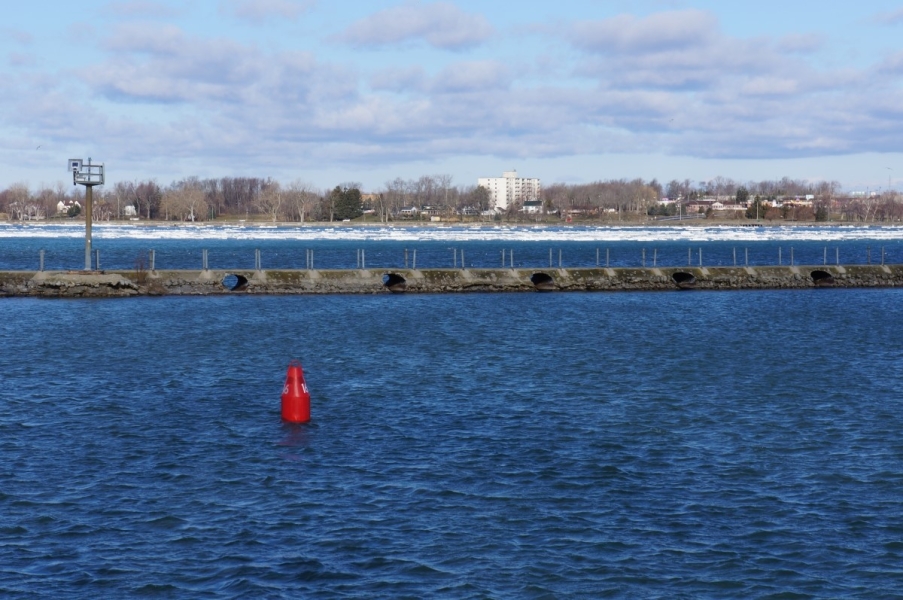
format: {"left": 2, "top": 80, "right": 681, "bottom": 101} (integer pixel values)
{"left": 382, "top": 178, "right": 408, "bottom": 219}
{"left": 113, "top": 181, "right": 136, "bottom": 220}
{"left": 284, "top": 180, "right": 319, "bottom": 223}
{"left": 4, "top": 183, "right": 32, "bottom": 220}
{"left": 255, "top": 180, "right": 284, "bottom": 222}
{"left": 182, "top": 186, "right": 208, "bottom": 222}
{"left": 435, "top": 174, "right": 454, "bottom": 216}
{"left": 134, "top": 180, "right": 162, "bottom": 220}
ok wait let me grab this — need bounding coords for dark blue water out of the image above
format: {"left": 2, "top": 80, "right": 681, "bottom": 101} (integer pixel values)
{"left": 2, "top": 225, "right": 901, "bottom": 271}
{"left": 2, "top": 290, "right": 902, "bottom": 598}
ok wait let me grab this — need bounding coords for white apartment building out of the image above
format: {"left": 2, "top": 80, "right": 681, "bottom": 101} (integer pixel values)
{"left": 477, "top": 170, "right": 541, "bottom": 212}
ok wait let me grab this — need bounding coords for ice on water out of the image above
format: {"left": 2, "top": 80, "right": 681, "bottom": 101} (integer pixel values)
{"left": 1, "top": 222, "right": 902, "bottom": 242}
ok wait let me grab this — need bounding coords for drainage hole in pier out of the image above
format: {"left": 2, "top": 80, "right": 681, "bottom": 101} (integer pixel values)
{"left": 530, "top": 272, "right": 556, "bottom": 291}
{"left": 672, "top": 272, "right": 697, "bottom": 289}
{"left": 811, "top": 270, "right": 835, "bottom": 287}
{"left": 383, "top": 273, "right": 407, "bottom": 292}
{"left": 222, "top": 274, "right": 249, "bottom": 291}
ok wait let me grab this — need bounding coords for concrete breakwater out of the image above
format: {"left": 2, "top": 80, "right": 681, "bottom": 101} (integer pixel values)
{"left": 1, "top": 265, "right": 902, "bottom": 297}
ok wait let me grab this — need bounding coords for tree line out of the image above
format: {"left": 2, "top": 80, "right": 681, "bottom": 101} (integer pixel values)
{"left": 1, "top": 174, "right": 901, "bottom": 223}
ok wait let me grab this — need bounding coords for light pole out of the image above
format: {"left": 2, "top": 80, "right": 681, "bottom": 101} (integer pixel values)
{"left": 68, "top": 158, "right": 105, "bottom": 270}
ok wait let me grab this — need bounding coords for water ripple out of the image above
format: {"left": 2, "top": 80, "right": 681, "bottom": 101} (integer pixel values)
{"left": 1, "top": 291, "right": 902, "bottom": 597}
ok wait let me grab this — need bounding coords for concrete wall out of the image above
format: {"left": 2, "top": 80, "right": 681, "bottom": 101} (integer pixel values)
{"left": 1, "top": 265, "right": 901, "bottom": 297}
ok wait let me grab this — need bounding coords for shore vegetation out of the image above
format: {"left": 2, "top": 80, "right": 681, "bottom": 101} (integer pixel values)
{"left": 1, "top": 175, "right": 901, "bottom": 224}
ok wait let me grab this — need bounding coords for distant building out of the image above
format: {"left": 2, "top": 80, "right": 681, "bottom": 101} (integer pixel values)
{"left": 521, "top": 200, "right": 543, "bottom": 214}
{"left": 56, "top": 199, "right": 82, "bottom": 215}
{"left": 477, "top": 170, "right": 541, "bottom": 212}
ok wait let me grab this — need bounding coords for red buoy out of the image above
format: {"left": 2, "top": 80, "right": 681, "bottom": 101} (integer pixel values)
{"left": 281, "top": 360, "right": 311, "bottom": 423}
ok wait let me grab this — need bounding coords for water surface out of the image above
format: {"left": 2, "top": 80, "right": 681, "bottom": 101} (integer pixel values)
{"left": 2, "top": 290, "right": 902, "bottom": 597}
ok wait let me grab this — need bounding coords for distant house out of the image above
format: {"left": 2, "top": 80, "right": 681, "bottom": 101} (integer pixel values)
{"left": 687, "top": 200, "right": 717, "bottom": 213}
{"left": 521, "top": 200, "right": 543, "bottom": 214}
{"left": 56, "top": 199, "right": 82, "bottom": 215}
{"left": 399, "top": 206, "right": 419, "bottom": 217}
{"left": 123, "top": 205, "right": 138, "bottom": 217}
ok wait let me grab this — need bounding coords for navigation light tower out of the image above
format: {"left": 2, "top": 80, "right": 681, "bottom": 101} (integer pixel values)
{"left": 68, "top": 158, "right": 105, "bottom": 270}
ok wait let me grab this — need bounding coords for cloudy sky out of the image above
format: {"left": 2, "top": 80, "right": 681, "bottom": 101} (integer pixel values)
{"left": 4, "top": 0, "right": 903, "bottom": 192}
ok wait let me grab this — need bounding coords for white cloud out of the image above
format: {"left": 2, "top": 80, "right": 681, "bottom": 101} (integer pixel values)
{"left": 104, "top": 1, "right": 180, "bottom": 18}
{"left": 220, "top": 0, "right": 314, "bottom": 23}
{"left": 740, "top": 76, "right": 801, "bottom": 96}
{"left": 566, "top": 11, "right": 828, "bottom": 100}
{"left": 1, "top": 28, "right": 34, "bottom": 45}
{"left": 566, "top": 11, "right": 785, "bottom": 93}
{"left": 336, "top": 1, "right": 493, "bottom": 50}
{"left": 369, "top": 67, "right": 426, "bottom": 93}
{"left": 8, "top": 6, "right": 903, "bottom": 186}
{"left": 9, "top": 53, "right": 37, "bottom": 68}
{"left": 776, "top": 33, "right": 825, "bottom": 54}
{"left": 879, "top": 50, "right": 903, "bottom": 74}
{"left": 571, "top": 10, "right": 717, "bottom": 54}
{"left": 94, "top": 24, "right": 283, "bottom": 102}
{"left": 429, "top": 61, "right": 509, "bottom": 93}
{"left": 871, "top": 9, "right": 903, "bottom": 25}
{"left": 53, "top": 22, "right": 903, "bottom": 174}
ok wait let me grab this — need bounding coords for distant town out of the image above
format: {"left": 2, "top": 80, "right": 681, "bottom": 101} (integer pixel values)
{"left": 1, "top": 170, "right": 900, "bottom": 223}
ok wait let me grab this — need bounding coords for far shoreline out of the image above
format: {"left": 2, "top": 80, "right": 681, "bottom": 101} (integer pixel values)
{"left": 4, "top": 219, "right": 903, "bottom": 229}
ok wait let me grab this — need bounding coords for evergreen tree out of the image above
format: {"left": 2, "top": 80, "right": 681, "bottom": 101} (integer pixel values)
{"left": 746, "top": 196, "right": 767, "bottom": 219}
{"left": 331, "top": 186, "right": 363, "bottom": 220}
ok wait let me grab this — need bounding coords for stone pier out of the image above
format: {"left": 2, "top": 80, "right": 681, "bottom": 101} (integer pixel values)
{"left": 1, "top": 265, "right": 901, "bottom": 297}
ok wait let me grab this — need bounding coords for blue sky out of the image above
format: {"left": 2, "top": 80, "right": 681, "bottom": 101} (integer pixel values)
{"left": 5, "top": 0, "right": 903, "bottom": 193}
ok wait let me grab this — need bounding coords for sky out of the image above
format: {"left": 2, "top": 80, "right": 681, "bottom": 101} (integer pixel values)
{"left": 4, "top": 0, "right": 903, "bottom": 193}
